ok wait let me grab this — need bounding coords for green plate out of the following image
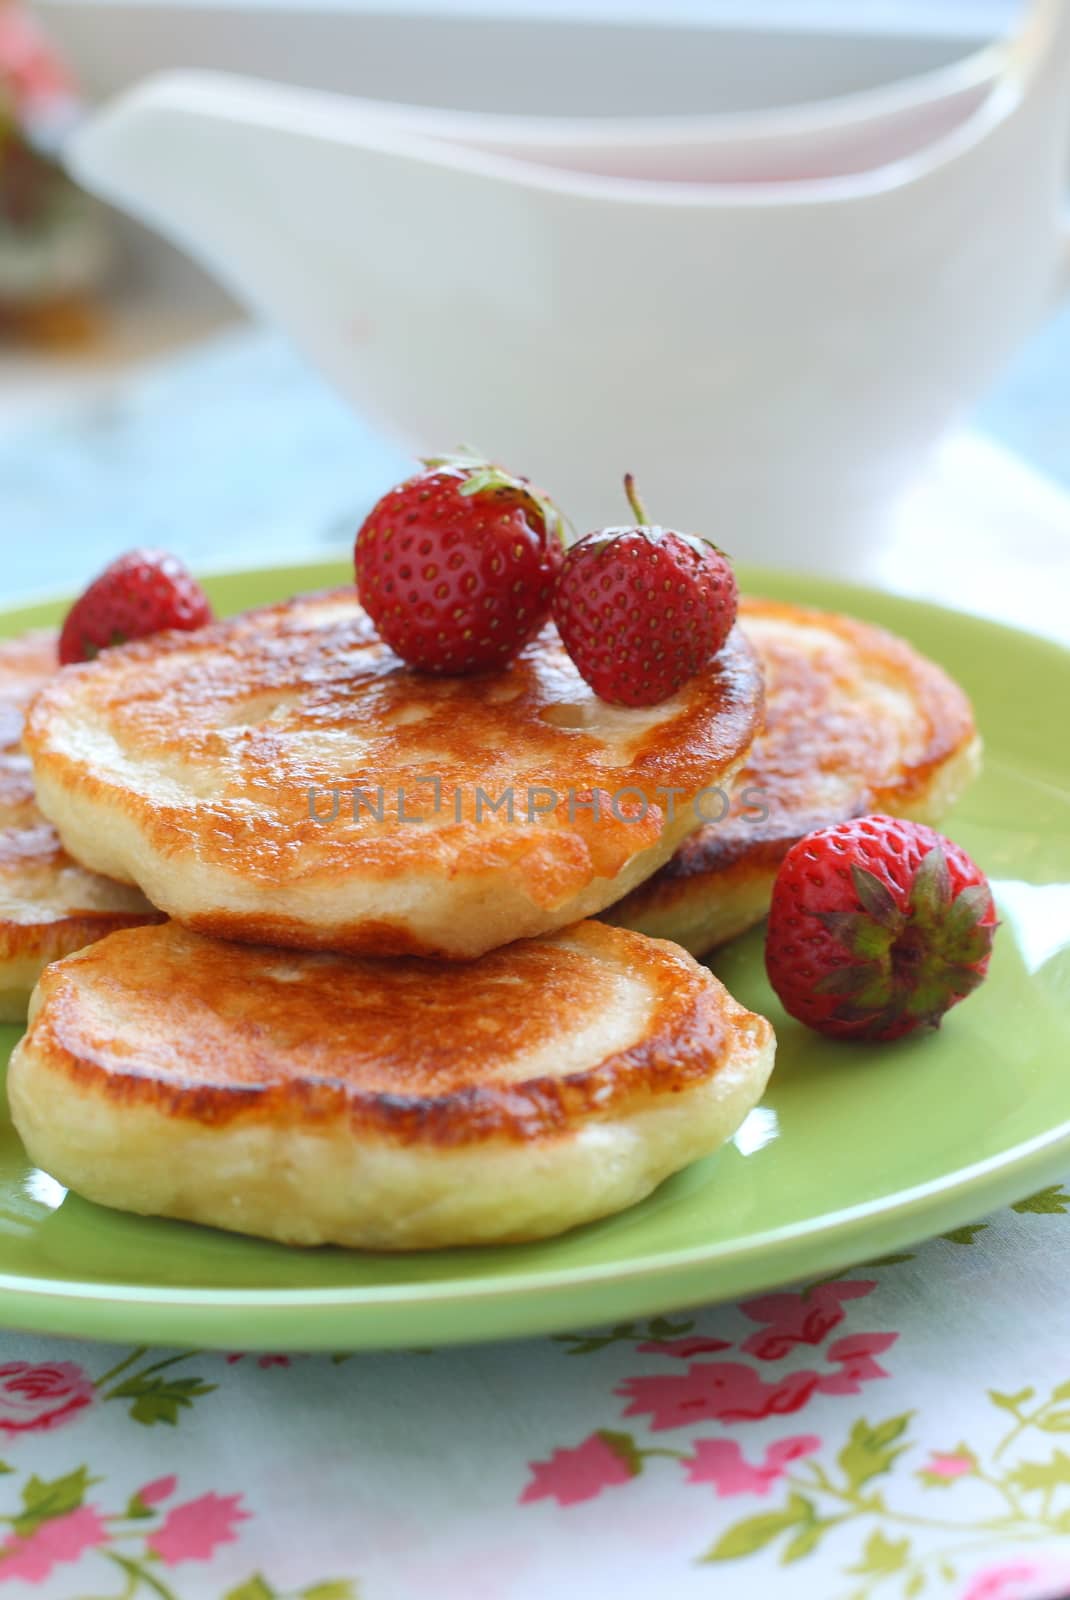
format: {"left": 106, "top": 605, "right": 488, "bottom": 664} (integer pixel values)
{"left": 1, "top": 562, "right": 1067, "bottom": 1350}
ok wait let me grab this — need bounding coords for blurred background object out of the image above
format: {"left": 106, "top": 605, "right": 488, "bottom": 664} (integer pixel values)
{"left": 0, "top": 0, "right": 109, "bottom": 344}
{"left": 2, "top": 0, "right": 1065, "bottom": 602}
{"left": 33, "top": 0, "right": 1020, "bottom": 113}
{"left": 26, "top": 0, "right": 1025, "bottom": 333}
{"left": 59, "top": 0, "right": 1070, "bottom": 563}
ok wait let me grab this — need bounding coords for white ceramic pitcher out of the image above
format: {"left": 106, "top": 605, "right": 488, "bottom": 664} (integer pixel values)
{"left": 66, "top": 0, "right": 1070, "bottom": 567}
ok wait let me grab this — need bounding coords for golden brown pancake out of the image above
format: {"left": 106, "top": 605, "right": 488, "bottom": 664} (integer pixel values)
{"left": 0, "top": 631, "right": 160, "bottom": 1022}
{"left": 25, "top": 589, "right": 762, "bottom": 959}
{"left": 9, "top": 919, "right": 776, "bottom": 1249}
{"left": 607, "top": 598, "right": 981, "bottom": 954}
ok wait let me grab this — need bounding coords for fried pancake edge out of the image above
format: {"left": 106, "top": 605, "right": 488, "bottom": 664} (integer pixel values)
{"left": 25, "top": 592, "right": 764, "bottom": 958}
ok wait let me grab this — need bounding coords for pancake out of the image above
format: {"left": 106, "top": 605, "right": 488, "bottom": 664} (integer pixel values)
{"left": 607, "top": 598, "right": 981, "bottom": 955}
{"left": 8, "top": 919, "right": 776, "bottom": 1249}
{"left": 25, "top": 588, "right": 762, "bottom": 960}
{"left": 0, "top": 631, "right": 160, "bottom": 1022}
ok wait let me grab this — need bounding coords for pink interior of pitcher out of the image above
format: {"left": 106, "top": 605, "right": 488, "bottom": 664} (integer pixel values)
{"left": 439, "top": 79, "right": 994, "bottom": 184}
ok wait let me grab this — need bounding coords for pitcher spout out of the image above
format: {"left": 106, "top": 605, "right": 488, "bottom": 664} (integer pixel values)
{"left": 64, "top": 70, "right": 516, "bottom": 321}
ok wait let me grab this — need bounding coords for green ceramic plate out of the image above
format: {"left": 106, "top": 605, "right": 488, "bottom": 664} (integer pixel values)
{"left": 0, "top": 561, "right": 1067, "bottom": 1351}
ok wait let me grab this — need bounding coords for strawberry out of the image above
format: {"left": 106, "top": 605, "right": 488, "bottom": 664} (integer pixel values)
{"left": 59, "top": 549, "right": 213, "bottom": 665}
{"left": 765, "top": 815, "right": 997, "bottom": 1042}
{"left": 354, "top": 452, "right": 566, "bottom": 674}
{"left": 552, "top": 476, "right": 738, "bottom": 707}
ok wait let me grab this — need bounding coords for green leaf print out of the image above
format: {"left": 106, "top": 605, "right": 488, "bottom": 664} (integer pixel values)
{"left": 224, "top": 1579, "right": 277, "bottom": 1600}
{"left": 13, "top": 1466, "right": 95, "bottom": 1537}
{"left": 1011, "top": 1184, "right": 1070, "bottom": 1214}
{"left": 989, "top": 1387, "right": 1035, "bottom": 1414}
{"left": 553, "top": 1317, "right": 695, "bottom": 1356}
{"left": 300, "top": 1584, "right": 360, "bottom": 1600}
{"left": 847, "top": 1529, "right": 911, "bottom": 1576}
{"left": 224, "top": 1581, "right": 276, "bottom": 1600}
{"left": 645, "top": 1317, "right": 695, "bottom": 1341}
{"left": 109, "top": 1373, "right": 218, "bottom": 1426}
{"left": 838, "top": 1415, "right": 913, "bottom": 1490}
{"left": 781, "top": 1515, "right": 844, "bottom": 1564}
{"left": 701, "top": 1492, "right": 812, "bottom": 1562}
{"left": 939, "top": 1223, "right": 988, "bottom": 1245}
{"left": 1038, "top": 1411, "right": 1070, "bottom": 1433}
{"left": 1008, "top": 1449, "right": 1070, "bottom": 1492}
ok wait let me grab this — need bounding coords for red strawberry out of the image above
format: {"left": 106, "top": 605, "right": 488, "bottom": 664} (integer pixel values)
{"left": 59, "top": 549, "right": 213, "bottom": 665}
{"left": 354, "top": 452, "right": 566, "bottom": 674}
{"left": 765, "top": 815, "right": 997, "bottom": 1042}
{"left": 552, "top": 475, "right": 738, "bottom": 707}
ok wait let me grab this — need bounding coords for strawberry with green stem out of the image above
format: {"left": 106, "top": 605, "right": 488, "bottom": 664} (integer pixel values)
{"left": 355, "top": 450, "right": 566, "bottom": 674}
{"left": 552, "top": 474, "right": 738, "bottom": 708}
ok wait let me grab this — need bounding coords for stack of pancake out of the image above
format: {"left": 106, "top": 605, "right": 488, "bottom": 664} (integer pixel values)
{"left": 0, "top": 632, "right": 160, "bottom": 1023}
{"left": 4, "top": 587, "right": 979, "bottom": 1250}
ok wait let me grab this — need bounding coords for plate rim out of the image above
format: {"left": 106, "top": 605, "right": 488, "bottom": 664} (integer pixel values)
{"left": 0, "top": 1118, "right": 1067, "bottom": 1313}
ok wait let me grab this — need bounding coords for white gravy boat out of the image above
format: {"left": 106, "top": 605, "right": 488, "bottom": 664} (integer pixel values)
{"left": 66, "top": 0, "right": 1070, "bottom": 567}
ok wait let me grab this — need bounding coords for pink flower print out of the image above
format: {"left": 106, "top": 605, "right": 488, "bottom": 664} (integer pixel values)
{"left": 0, "top": 1362, "right": 94, "bottom": 1436}
{"left": 616, "top": 1361, "right": 823, "bottom": 1431}
{"left": 148, "top": 1492, "right": 250, "bottom": 1565}
{"left": 740, "top": 1281, "right": 875, "bottom": 1361}
{"left": 225, "top": 1353, "right": 291, "bottom": 1368}
{"left": 635, "top": 1336, "right": 734, "bottom": 1360}
{"left": 962, "top": 1564, "right": 1036, "bottom": 1600}
{"left": 922, "top": 1450, "right": 975, "bottom": 1481}
{"left": 960, "top": 1561, "right": 1051, "bottom": 1600}
{"left": 816, "top": 1332, "right": 897, "bottom": 1395}
{"left": 928, "top": 1453, "right": 971, "bottom": 1479}
{"left": 0, "top": 1506, "right": 107, "bottom": 1583}
{"left": 521, "top": 1432, "right": 638, "bottom": 1507}
{"left": 684, "top": 1434, "right": 821, "bottom": 1497}
{"left": 136, "top": 1475, "right": 177, "bottom": 1506}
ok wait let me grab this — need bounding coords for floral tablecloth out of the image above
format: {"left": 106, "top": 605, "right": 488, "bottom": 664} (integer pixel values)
{"left": 0, "top": 1186, "right": 1068, "bottom": 1600}
{"left": 1, "top": 325, "right": 1069, "bottom": 1600}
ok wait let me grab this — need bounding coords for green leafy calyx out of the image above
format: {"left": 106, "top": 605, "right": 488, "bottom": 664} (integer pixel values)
{"left": 815, "top": 846, "right": 995, "bottom": 1032}
{"left": 421, "top": 449, "right": 567, "bottom": 548}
